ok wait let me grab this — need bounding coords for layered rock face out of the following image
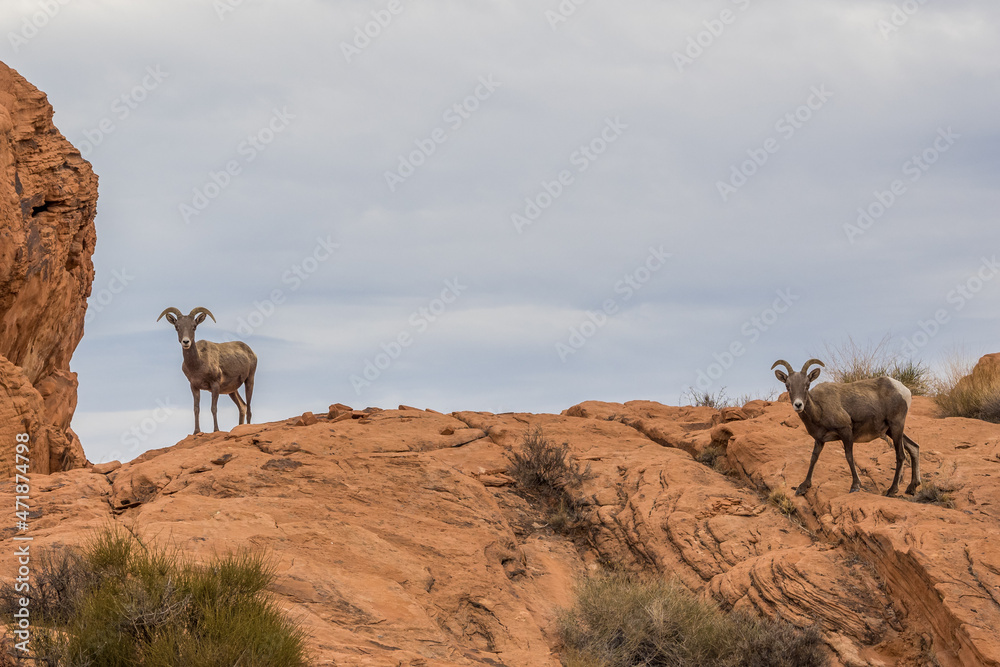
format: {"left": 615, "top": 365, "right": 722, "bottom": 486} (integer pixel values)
{"left": 0, "top": 62, "right": 96, "bottom": 474}
{"left": 5, "top": 394, "right": 999, "bottom": 666}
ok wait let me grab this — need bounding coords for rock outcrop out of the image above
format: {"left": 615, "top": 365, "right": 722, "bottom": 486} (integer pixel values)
{"left": 0, "top": 62, "right": 97, "bottom": 475}
{"left": 5, "top": 394, "right": 1000, "bottom": 666}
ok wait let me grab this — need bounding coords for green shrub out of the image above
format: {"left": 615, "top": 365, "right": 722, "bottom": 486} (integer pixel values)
{"left": 1, "top": 526, "right": 307, "bottom": 666}
{"left": 559, "top": 572, "right": 827, "bottom": 667}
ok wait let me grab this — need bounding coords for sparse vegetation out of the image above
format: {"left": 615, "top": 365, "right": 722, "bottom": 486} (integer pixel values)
{"left": 822, "top": 335, "right": 931, "bottom": 395}
{"left": 767, "top": 487, "right": 797, "bottom": 517}
{"left": 912, "top": 481, "right": 958, "bottom": 509}
{"left": 506, "top": 427, "right": 594, "bottom": 534}
{"left": 735, "top": 389, "right": 778, "bottom": 405}
{"left": 696, "top": 445, "right": 734, "bottom": 476}
{"left": 683, "top": 386, "right": 732, "bottom": 409}
{"left": 683, "top": 387, "right": 778, "bottom": 410}
{"left": 0, "top": 526, "right": 308, "bottom": 666}
{"left": 559, "top": 571, "right": 827, "bottom": 667}
{"left": 932, "top": 352, "right": 1000, "bottom": 422}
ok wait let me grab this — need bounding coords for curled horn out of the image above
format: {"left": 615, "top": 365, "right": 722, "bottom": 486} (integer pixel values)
{"left": 801, "top": 359, "right": 825, "bottom": 374}
{"left": 188, "top": 307, "right": 216, "bottom": 323}
{"left": 157, "top": 307, "right": 182, "bottom": 322}
{"left": 770, "top": 359, "right": 794, "bottom": 374}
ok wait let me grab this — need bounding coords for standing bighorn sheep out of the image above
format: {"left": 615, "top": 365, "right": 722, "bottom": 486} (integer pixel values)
{"left": 158, "top": 307, "right": 257, "bottom": 434}
{"left": 772, "top": 359, "right": 921, "bottom": 496}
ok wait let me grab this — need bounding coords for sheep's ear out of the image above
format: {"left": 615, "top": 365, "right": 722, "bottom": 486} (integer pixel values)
{"left": 774, "top": 370, "right": 788, "bottom": 383}
{"left": 808, "top": 368, "right": 822, "bottom": 382}
{"left": 165, "top": 313, "right": 177, "bottom": 325}
{"left": 194, "top": 313, "right": 207, "bottom": 325}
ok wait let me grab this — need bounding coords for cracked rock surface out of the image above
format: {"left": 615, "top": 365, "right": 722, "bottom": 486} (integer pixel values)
{"left": 4, "top": 395, "right": 1000, "bottom": 666}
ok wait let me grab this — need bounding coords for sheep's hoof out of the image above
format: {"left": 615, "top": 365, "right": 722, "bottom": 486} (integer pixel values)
{"left": 905, "top": 483, "right": 919, "bottom": 495}
{"left": 849, "top": 487, "right": 861, "bottom": 494}
{"left": 883, "top": 488, "right": 898, "bottom": 497}
{"left": 794, "top": 485, "right": 809, "bottom": 496}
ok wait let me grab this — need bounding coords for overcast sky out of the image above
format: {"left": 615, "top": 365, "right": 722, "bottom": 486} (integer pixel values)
{"left": 4, "top": 0, "right": 999, "bottom": 463}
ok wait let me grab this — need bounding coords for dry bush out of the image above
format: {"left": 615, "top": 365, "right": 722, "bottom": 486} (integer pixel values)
{"left": 559, "top": 572, "right": 827, "bottom": 667}
{"left": 506, "top": 427, "right": 594, "bottom": 533}
{"left": 932, "top": 352, "right": 1000, "bottom": 421}
{"left": 822, "top": 335, "right": 931, "bottom": 395}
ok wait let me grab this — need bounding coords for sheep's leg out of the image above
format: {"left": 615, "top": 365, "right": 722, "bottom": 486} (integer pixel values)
{"left": 229, "top": 392, "right": 247, "bottom": 424}
{"left": 903, "top": 434, "right": 921, "bottom": 494}
{"left": 795, "top": 439, "right": 825, "bottom": 496}
{"left": 244, "top": 376, "right": 254, "bottom": 424}
{"left": 884, "top": 428, "right": 907, "bottom": 496}
{"left": 842, "top": 437, "right": 863, "bottom": 493}
{"left": 191, "top": 386, "right": 202, "bottom": 434}
{"left": 210, "top": 384, "right": 221, "bottom": 432}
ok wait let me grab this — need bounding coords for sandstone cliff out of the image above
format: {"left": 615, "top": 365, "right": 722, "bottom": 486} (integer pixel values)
{"left": 0, "top": 62, "right": 97, "bottom": 475}
{"left": 4, "top": 395, "right": 998, "bottom": 666}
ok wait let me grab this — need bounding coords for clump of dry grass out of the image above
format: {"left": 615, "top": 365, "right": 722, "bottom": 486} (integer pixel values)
{"left": 822, "top": 335, "right": 932, "bottom": 395}
{"left": 932, "top": 352, "right": 1000, "bottom": 422}
{"left": 767, "top": 488, "right": 797, "bottom": 517}
{"left": 559, "top": 572, "right": 827, "bottom": 667}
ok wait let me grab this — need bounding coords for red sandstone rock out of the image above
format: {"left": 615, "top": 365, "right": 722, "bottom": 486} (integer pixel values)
{"left": 292, "top": 411, "right": 318, "bottom": 426}
{"left": 3, "top": 395, "right": 1000, "bottom": 665}
{"left": 0, "top": 63, "right": 96, "bottom": 475}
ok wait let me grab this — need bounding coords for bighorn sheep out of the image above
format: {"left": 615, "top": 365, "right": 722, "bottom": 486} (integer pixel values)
{"left": 157, "top": 307, "right": 257, "bottom": 434}
{"left": 771, "top": 359, "right": 920, "bottom": 497}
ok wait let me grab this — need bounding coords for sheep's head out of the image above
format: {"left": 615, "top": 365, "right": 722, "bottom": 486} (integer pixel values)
{"left": 157, "top": 307, "right": 216, "bottom": 350}
{"left": 772, "top": 359, "right": 824, "bottom": 413}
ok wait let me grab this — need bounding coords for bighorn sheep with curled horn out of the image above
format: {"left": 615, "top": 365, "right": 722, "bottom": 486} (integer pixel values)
{"left": 157, "top": 307, "right": 257, "bottom": 434}
{"left": 772, "top": 359, "right": 921, "bottom": 497}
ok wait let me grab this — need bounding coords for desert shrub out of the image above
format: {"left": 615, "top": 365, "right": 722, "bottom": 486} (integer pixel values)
{"left": 0, "top": 526, "right": 307, "bottom": 666}
{"left": 912, "top": 481, "right": 957, "bottom": 509}
{"left": 932, "top": 353, "right": 1000, "bottom": 421}
{"left": 696, "top": 445, "right": 736, "bottom": 477}
{"left": 559, "top": 572, "right": 827, "bottom": 667}
{"left": 506, "top": 428, "right": 593, "bottom": 533}
{"left": 682, "top": 387, "right": 732, "bottom": 409}
{"left": 822, "top": 336, "right": 931, "bottom": 395}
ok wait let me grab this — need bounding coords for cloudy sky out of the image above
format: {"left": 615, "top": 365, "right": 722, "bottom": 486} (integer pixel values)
{"left": 4, "top": 0, "right": 999, "bottom": 463}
